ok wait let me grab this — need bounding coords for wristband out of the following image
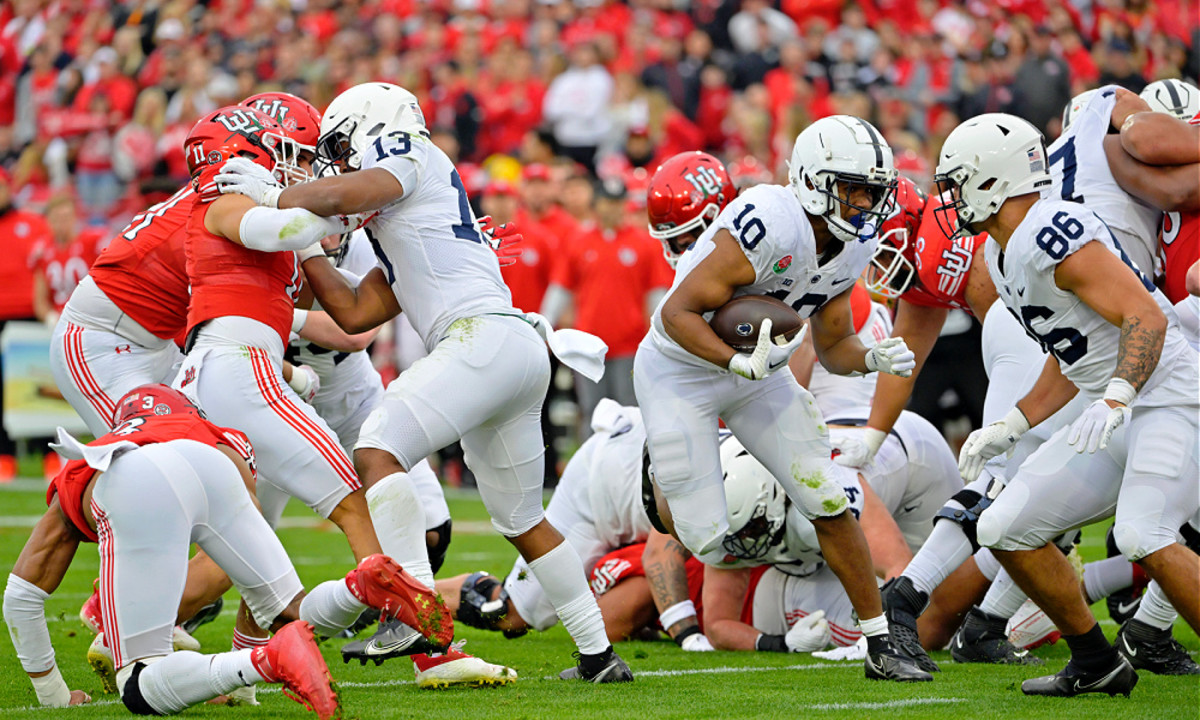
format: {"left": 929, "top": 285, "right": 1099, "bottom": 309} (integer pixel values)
{"left": 1103, "top": 377, "right": 1137, "bottom": 407}
{"left": 1004, "top": 406, "right": 1031, "bottom": 434}
{"left": 674, "top": 625, "right": 703, "bottom": 647}
{"left": 31, "top": 665, "right": 70, "bottom": 707}
{"left": 263, "top": 186, "right": 282, "bottom": 209}
{"left": 755, "top": 633, "right": 788, "bottom": 653}
{"left": 291, "top": 309, "right": 309, "bottom": 333}
{"left": 659, "top": 600, "right": 697, "bottom": 631}
{"left": 287, "top": 366, "right": 313, "bottom": 396}
{"left": 862, "top": 427, "right": 887, "bottom": 455}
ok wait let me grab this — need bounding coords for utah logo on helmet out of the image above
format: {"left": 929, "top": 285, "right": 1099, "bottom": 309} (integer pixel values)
{"left": 647, "top": 151, "right": 735, "bottom": 267}
{"left": 184, "top": 105, "right": 289, "bottom": 202}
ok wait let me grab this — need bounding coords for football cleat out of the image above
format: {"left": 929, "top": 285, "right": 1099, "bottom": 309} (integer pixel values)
{"left": 1021, "top": 656, "right": 1138, "bottom": 697}
{"left": 951, "top": 607, "right": 1043, "bottom": 665}
{"left": 80, "top": 580, "right": 102, "bottom": 634}
{"left": 1007, "top": 598, "right": 1060, "bottom": 650}
{"left": 341, "top": 618, "right": 444, "bottom": 666}
{"left": 172, "top": 625, "right": 201, "bottom": 652}
{"left": 1117, "top": 619, "right": 1200, "bottom": 675}
{"left": 880, "top": 576, "right": 939, "bottom": 672}
{"left": 335, "top": 607, "right": 380, "bottom": 639}
{"left": 87, "top": 633, "right": 118, "bottom": 695}
{"left": 180, "top": 597, "right": 224, "bottom": 635}
{"left": 864, "top": 642, "right": 934, "bottom": 682}
{"left": 251, "top": 621, "right": 338, "bottom": 720}
{"left": 225, "top": 684, "right": 260, "bottom": 706}
{"left": 559, "top": 647, "right": 634, "bottom": 683}
{"left": 412, "top": 641, "right": 518, "bottom": 689}
{"left": 345, "top": 554, "right": 454, "bottom": 648}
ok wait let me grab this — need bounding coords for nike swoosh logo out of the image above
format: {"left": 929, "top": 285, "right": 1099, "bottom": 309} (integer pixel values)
{"left": 902, "top": 504, "right": 919, "bottom": 514}
{"left": 1121, "top": 635, "right": 1138, "bottom": 658}
{"left": 365, "top": 634, "right": 421, "bottom": 654}
{"left": 768, "top": 359, "right": 789, "bottom": 370}
{"left": 832, "top": 278, "right": 849, "bottom": 286}
{"left": 1115, "top": 599, "right": 1140, "bottom": 615}
{"left": 1072, "top": 664, "right": 1124, "bottom": 692}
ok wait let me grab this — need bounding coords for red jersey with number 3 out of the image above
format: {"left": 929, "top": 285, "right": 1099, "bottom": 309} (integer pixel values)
{"left": 185, "top": 198, "right": 302, "bottom": 347}
{"left": 47, "top": 413, "right": 254, "bottom": 543}
{"left": 89, "top": 186, "right": 193, "bottom": 344}
{"left": 1159, "top": 111, "right": 1200, "bottom": 305}
{"left": 901, "top": 195, "right": 987, "bottom": 315}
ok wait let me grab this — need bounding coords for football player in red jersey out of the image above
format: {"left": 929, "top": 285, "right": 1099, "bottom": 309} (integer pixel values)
{"left": 645, "top": 150, "right": 736, "bottom": 268}
{"left": 29, "top": 193, "right": 105, "bottom": 327}
{"left": 1, "top": 385, "right": 441, "bottom": 718}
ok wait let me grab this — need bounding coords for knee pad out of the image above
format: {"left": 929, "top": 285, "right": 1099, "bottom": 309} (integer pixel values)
{"left": 426, "top": 519, "right": 452, "bottom": 575}
{"left": 933, "top": 489, "right": 985, "bottom": 552}
{"left": 458, "top": 572, "right": 512, "bottom": 631}
{"left": 120, "top": 662, "right": 164, "bottom": 716}
{"left": 646, "top": 430, "right": 690, "bottom": 492}
{"left": 1112, "top": 522, "right": 1151, "bottom": 562}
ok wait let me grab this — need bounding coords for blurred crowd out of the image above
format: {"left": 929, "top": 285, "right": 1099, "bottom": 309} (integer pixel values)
{"left": 0, "top": 0, "right": 1196, "bottom": 477}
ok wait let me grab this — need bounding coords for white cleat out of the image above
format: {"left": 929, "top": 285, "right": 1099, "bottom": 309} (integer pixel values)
{"left": 172, "top": 625, "right": 201, "bottom": 652}
{"left": 412, "top": 642, "right": 517, "bottom": 689}
{"left": 1007, "top": 598, "right": 1061, "bottom": 650}
{"left": 226, "top": 684, "right": 260, "bottom": 706}
{"left": 87, "top": 633, "right": 118, "bottom": 695}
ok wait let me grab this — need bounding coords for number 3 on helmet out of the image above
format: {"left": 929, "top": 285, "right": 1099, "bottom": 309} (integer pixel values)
{"left": 647, "top": 151, "right": 736, "bottom": 268}
{"left": 184, "top": 105, "right": 293, "bottom": 202}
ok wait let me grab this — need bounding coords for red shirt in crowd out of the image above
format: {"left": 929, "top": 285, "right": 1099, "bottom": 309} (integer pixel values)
{"left": 500, "top": 214, "right": 555, "bottom": 314}
{"left": 0, "top": 208, "right": 51, "bottom": 320}
{"left": 28, "top": 229, "right": 106, "bottom": 313}
{"left": 551, "top": 222, "right": 672, "bottom": 358}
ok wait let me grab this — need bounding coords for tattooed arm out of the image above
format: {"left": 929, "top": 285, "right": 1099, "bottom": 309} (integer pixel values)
{"left": 642, "top": 530, "right": 698, "bottom": 640}
{"left": 1055, "top": 241, "right": 1167, "bottom": 396}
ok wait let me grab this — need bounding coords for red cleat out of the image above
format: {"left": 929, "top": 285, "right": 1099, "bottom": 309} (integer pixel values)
{"left": 345, "top": 554, "right": 454, "bottom": 648}
{"left": 80, "top": 579, "right": 102, "bottom": 634}
{"left": 251, "top": 621, "right": 338, "bottom": 720}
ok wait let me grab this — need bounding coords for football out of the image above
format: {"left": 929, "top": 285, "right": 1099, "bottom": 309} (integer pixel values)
{"left": 709, "top": 295, "right": 803, "bottom": 353}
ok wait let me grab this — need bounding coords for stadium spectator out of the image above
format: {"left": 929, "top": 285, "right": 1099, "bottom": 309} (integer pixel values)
{"left": 542, "top": 41, "right": 612, "bottom": 173}
{"left": 29, "top": 193, "right": 103, "bottom": 327}
{"left": 1011, "top": 25, "right": 1072, "bottom": 135}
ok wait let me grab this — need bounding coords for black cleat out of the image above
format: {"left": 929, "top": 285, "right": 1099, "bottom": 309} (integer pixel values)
{"left": 865, "top": 641, "right": 934, "bottom": 682}
{"left": 180, "top": 598, "right": 224, "bottom": 635}
{"left": 950, "top": 607, "right": 1043, "bottom": 665}
{"left": 340, "top": 618, "right": 445, "bottom": 666}
{"left": 559, "top": 646, "right": 634, "bottom": 683}
{"left": 881, "top": 576, "right": 939, "bottom": 673}
{"left": 335, "top": 608, "right": 381, "bottom": 639}
{"left": 1021, "top": 656, "right": 1138, "bottom": 697}
{"left": 1117, "top": 619, "right": 1200, "bottom": 676}
{"left": 1104, "top": 528, "right": 1143, "bottom": 625}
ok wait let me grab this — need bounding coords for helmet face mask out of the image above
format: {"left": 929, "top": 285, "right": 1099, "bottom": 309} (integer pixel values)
{"left": 865, "top": 226, "right": 916, "bottom": 298}
{"left": 186, "top": 106, "right": 289, "bottom": 201}
{"left": 316, "top": 113, "right": 360, "bottom": 173}
{"left": 240, "top": 91, "right": 322, "bottom": 184}
{"left": 317, "top": 83, "right": 429, "bottom": 173}
{"left": 720, "top": 438, "right": 789, "bottom": 562}
{"left": 932, "top": 165, "right": 978, "bottom": 239}
{"left": 722, "top": 503, "right": 786, "bottom": 561}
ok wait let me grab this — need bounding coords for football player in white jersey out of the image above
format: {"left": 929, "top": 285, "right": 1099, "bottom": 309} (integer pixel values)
{"left": 935, "top": 113, "right": 1199, "bottom": 697}
{"left": 215, "top": 82, "right": 627, "bottom": 683}
{"left": 633, "top": 115, "right": 929, "bottom": 682}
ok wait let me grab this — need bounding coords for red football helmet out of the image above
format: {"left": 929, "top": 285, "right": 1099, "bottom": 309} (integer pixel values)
{"left": 113, "top": 384, "right": 205, "bottom": 426}
{"left": 865, "top": 176, "right": 927, "bottom": 299}
{"left": 184, "top": 105, "right": 291, "bottom": 202}
{"left": 647, "top": 151, "right": 736, "bottom": 267}
{"left": 240, "top": 92, "right": 321, "bottom": 183}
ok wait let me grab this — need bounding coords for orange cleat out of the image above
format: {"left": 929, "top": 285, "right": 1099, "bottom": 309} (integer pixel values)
{"left": 345, "top": 554, "right": 454, "bottom": 648}
{"left": 251, "top": 621, "right": 338, "bottom": 720}
{"left": 80, "top": 579, "right": 102, "bottom": 634}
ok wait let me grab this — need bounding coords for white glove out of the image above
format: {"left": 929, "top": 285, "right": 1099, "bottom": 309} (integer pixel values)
{"left": 287, "top": 364, "right": 321, "bottom": 403}
{"left": 215, "top": 157, "right": 283, "bottom": 208}
{"left": 832, "top": 428, "right": 887, "bottom": 468}
{"left": 680, "top": 633, "right": 715, "bottom": 652}
{"left": 727, "top": 319, "right": 809, "bottom": 381}
{"left": 958, "top": 407, "right": 1030, "bottom": 482}
{"left": 785, "top": 610, "right": 832, "bottom": 652}
{"left": 864, "top": 337, "right": 916, "bottom": 377}
{"left": 1067, "top": 399, "right": 1128, "bottom": 453}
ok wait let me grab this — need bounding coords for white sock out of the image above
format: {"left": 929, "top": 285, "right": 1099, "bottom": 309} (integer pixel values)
{"left": 299, "top": 579, "right": 367, "bottom": 638}
{"left": 978, "top": 569, "right": 1027, "bottom": 619}
{"left": 366, "top": 473, "right": 434, "bottom": 589}
{"left": 526, "top": 541, "right": 609, "bottom": 654}
{"left": 904, "top": 521, "right": 974, "bottom": 595}
{"left": 135, "top": 650, "right": 264, "bottom": 714}
{"left": 231, "top": 629, "right": 268, "bottom": 651}
{"left": 1132, "top": 581, "right": 1178, "bottom": 630}
{"left": 859, "top": 614, "right": 889, "bottom": 637}
{"left": 1082, "top": 556, "right": 1134, "bottom": 604}
{"left": 974, "top": 548, "right": 1001, "bottom": 581}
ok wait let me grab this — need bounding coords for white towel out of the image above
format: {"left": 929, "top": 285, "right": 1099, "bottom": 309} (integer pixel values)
{"left": 523, "top": 312, "right": 608, "bottom": 383}
{"left": 49, "top": 427, "right": 138, "bottom": 472}
{"left": 589, "top": 398, "right": 633, "bottom": 435}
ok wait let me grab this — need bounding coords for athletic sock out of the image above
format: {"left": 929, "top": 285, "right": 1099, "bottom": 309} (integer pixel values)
{"left": 231, "top": 629, "right": 268, "bottom": 651}
{"left": 974, "top": 548, "right": 1001, "bottom": 581}
{"left": 299, "top": 579, "right": 368, "bottom": 638}
{"left": 1063, "top": 623, "right": 1118, "bottom": 672}
{"left": 904, "top": 521, "right": 974, "bottom": 595}
{"left": 978, "top": 569, "right": 1028, "bottom": 620}
{"left": 1082, "top": 556, "right": 1135, "bottom": 604}
{"left": 526, "top": 541, "right": 609, "bottom": 655}
{"left": 1131, "top": 581, "right": 1177, "bottom": 631}
{"left": 366, "top": 473, "right": 434, "bottom": 589}
{"left": 133, "top": 650, "right": 265, "bottom": 714}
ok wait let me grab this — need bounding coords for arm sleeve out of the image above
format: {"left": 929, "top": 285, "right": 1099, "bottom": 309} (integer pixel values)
{"left": 238, "top": 207, "right": 346, "bottom": 252}
{"left": 360, "top": 133, "right": 429, "bottom": 195}
{"left": 4, "top": 574, "right": 55, "bottom": 673}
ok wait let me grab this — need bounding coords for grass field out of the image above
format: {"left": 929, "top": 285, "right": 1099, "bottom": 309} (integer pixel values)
{"left": 1, "top": 479, "right": 1196, "bottom": 719}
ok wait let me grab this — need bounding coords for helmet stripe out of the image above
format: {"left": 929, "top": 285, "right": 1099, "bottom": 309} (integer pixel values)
{"left": 858, "top": 118, "right": 885, "bottom": 168}
{"left": 1165, "top": 80, "right": 1183, "bottom": 110}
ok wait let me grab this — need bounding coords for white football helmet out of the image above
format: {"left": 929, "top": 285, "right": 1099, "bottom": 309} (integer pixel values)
{"left": 1060, "top": 89, "right": 1097, "bottom": 131}
{"left": 316, "top": 82, "right": 428, "bottom": 171}
{"left": 720, "top": 438, "right": 788, "bottom": 561}
{"left": 1140, "top": 79, "right": 1200, "bottom": 121}
{"left": 788, "top": 115, "right": 898, "bottom": 244}
{"left": 933, "top": 113, "right": 1052, "bottom": 237}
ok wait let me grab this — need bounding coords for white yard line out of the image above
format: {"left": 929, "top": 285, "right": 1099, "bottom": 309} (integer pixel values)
{"left": 811, "top": 698, "right": 967, "bottom": 710}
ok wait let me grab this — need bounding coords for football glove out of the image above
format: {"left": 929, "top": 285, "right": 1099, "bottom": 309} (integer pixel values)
{"left": 864, "top": 337, "right": 916, "bottom": 377}
{"left": 958, "top": 407, "right": 1030, "bottom": 482}
{"left": 476, "top": 215, "right": 524, "bottom": 267}
{"left": 785, "top": 610, "right": 832, "bottom": 653}
{"left": 728, "top": 318, "right": 809, "bottom": 381}
{"left": 215, "top": 157, "right": 283, "bottom": 208}
{"left": 832, "top": 428, "right": 887, "bottom": 468}
{"left": 1067, "top": 399, "right": 1128, "bottom": 453}
{"left": 286, "top": 364, "right": 321, "bottom": 403}
{"left": 680, "top": 633, "right": 715, "bottom": 652}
